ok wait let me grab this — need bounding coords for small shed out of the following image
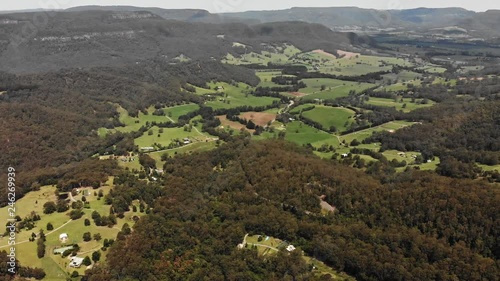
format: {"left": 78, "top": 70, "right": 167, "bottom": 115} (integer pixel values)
{"left": 53, "top": 246, "right": 74, "bottom": 255}
{"left": 59, "top": 233, "right": 68, "bottom": 242}
{"left": 286, "top": 245, "right": 296, "bottom": 252}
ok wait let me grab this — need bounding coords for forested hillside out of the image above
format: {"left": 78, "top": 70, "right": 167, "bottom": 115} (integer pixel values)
{"left": 87, "top": 140, "right": 499, "bottom": 281}
{"left": 0, "top": 61, "right": 257, "bottom": 206}
{"left": 0, "top": 10, "right": 355, "bottom": 73}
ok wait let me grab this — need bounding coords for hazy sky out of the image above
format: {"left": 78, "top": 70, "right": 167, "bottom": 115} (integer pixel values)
{"left": 1, "top": 0, "right": 499, "bottom": 13}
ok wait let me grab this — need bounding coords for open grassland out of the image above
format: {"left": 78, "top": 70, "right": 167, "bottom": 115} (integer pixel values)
{"left": 365, "top": 97, "right": 435, "bottom": 112}
{"left": 203, "top": 82, "right": 279, "bottom": 110}
{"left": 163, "top": 104, "right": 200, "bottom": 122}
{"left": 301, "top": 106, "right": 356, "bottom": 132}
{"left": 135, "top": 126, "right": 209, "bottom": 148}
{"left": 478, "top": 164, "right": 500, "bottom": 172}
{"left": 99, "top": 104, "right": 199, "bottom": 136}
{"left": 293, "top": 53, "right": 413, "bottom": 76}
{"left": 301, "top": 79, "right": 375, "bottom": 101}
{"left": 339, "top": 121, "right": 416, "bottom": 143}
{"left": 284, "top": 121, "right": 333, "bottom": 145}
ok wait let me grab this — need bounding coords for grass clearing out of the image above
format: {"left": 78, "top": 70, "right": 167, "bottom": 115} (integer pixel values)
{"left": 339, "top": 121, "right": 416, "bottom": 143}
{"left": 284, "top": 121, "right": 333, "bottom": 145}
{"left": 301, "top": 80, "right": 376, "bottom": 101}
{"left": 301, "top": 106, "right": 356, "bottom": 132}
{"left": 203, "top": 82, "right": 279, "bottom": 110}
{"left": 365, "top": 97, "right": 435, "bottom": 112}
{"left": 163, "top": 104, "right": 200, "bottom": 122}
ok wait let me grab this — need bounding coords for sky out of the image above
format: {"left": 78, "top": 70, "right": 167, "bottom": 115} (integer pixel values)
{"left": 1, "top": 0, "right": 499, "bottom": 13}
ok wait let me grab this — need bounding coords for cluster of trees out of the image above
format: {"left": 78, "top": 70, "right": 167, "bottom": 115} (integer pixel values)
{"left": 365, "top": 100, "right": 500, "bottom": 178}
{"left": 85, "top": 140, "right": 499, "bottom": 280}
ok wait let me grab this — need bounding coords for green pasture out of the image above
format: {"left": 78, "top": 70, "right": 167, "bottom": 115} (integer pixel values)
{"left": 203, "top": 82, "right": 279, "bottom": 110}
{"left": 301, "top": 105, "right": 356, "bottom": 132}
{"left": 365, "top": 97, "right": 435, "bottom": 112}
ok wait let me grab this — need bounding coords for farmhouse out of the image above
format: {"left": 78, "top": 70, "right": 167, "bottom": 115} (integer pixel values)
{"left": 341, "top": 153, "right": 349, "bottom": 158}
{"left": 286, "top": 245, "right": 296, "bottom": 252}
{"left": 140, "top": 147, "right": 154, "bottom": 152}
{"left": 53, "top": 246, "right": 74, "bottom": 255}
{"left": 59, "top": 233, "right": 68, "bottom": 242}
{"left": 69, "top": 257, "right": 84, "bottom": 268}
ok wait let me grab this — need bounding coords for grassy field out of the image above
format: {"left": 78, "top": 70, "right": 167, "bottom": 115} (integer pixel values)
{"left": 284, "top": 121, "right": 333, "bottom": 145}
{"left": 0, "top": 180, "right": 144, "bottom": 280}
{"left": 306, "top": 54, "right": 413, "bottom": 76}
{"left": 135, "top": 126, "right": 209, "bottom": 148}
{"left": 365, "top": 97, "right": 435, "bottom": 112}
{"left": 478, "top": 164, "right": 500, "bottom": 172}
{"left": 301, "top": 80, "right": 376, "bottom": 101}
{"left": 99, "top": 105, "right": 198, "bottom": 136}
{"left": 203, "top": 82, "right": 279, "bottom": 110}
{"left": 163, "top": 104, "right": 200, "bottom": 122}
{"left": 339, "top": 121, "right": 416, "bottom": 143}
{"left": 301, "top": 105, "right": 356, "bottom": 132}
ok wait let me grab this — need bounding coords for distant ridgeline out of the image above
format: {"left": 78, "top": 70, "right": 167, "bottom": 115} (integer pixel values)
{"left": 0, "top": 10, "right": 357, "bottom": 73}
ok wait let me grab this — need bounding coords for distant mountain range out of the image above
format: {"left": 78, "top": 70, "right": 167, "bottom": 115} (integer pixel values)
{"left": 2, "top": 5, "right": 500, "bottom": 38}
{"left": 0, "top": 10, "right": 359, "bottom": 73}
{"left": 62, "top": 6, "right": 500, "bottom": 38}
{"left": 1, "top": 5, "right": 500, "bottom": 73}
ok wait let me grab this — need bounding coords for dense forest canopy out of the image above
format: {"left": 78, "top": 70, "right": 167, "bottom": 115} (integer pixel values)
{"left": 88, "top": 140, "right": 499, "bottom": 281}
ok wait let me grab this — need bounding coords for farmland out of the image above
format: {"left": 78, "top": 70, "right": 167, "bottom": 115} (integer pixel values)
{"left": 365, "top": 97, "right": 435, "bottom": 112}
{"left": 300, "top": 105, "right": 356, "bottom": 132}
{"left": 302, "top": 80, "right": 376, "bottom": 101}
{"left": 202, "top": 82, "right": 280, "bottom": 110}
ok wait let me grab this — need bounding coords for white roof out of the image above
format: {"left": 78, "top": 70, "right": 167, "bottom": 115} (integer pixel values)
{"left": 59, "top": 233, "right": 68, "bottom": 239}
{"left": 70, "top": 257, "right": 84, "bottom": 267}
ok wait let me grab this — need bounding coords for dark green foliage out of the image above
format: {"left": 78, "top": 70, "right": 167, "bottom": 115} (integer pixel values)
{"left": 43, "top": 202, "right": 56, "bottom": 214}
{"left": 83, "top": 256, "right": 92, "bottom": 266}
{"left": 92, "top": 251, "right": 101, "bottom": 262}
{"left": 83, "top": 232, "right": 92, "bottom": 242}
{"left": 93, "top": 140, "right": 499, "bottom": 280}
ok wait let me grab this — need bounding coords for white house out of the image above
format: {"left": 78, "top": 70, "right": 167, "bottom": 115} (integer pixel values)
{"left": 69, "top": 257, "right": 84, "bottom": 268}
{"left": 286, "top": 245, "right": 296, "bottom": 252}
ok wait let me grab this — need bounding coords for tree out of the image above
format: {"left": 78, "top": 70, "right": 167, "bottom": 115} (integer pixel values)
{"left": 81, "top": 196, "right": 87, "bottom": 202}
{"left": 92, "top": 251, "right": 101, "bottom": 262}
{"left": 139, "top": 154, "right": 156, "bottom": 170}
{"left": 82, "top": 256, "right": 92, "bottom": 266}
{"left": 93, "top": 233, "right": 102, "bottom": 241}
{"left": 56, "top": 200, "right": 69, "bottom": 213}
{"left": 43, "top": 201, "right": 57, "bottom": 214}
{"left": 71, "top": 271, "right": 79, "bottom": 278}
{"left": 83, "top": 232, "right": 92, "bottom": 242}
{"left": 69, "top": 209, "right": 84, "bottom": 220}
{"left": 84, "top": 218, "right": 91, "bottom": 226}
{"left": 46, "top": 222, "right": 53, "bottom": 231}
